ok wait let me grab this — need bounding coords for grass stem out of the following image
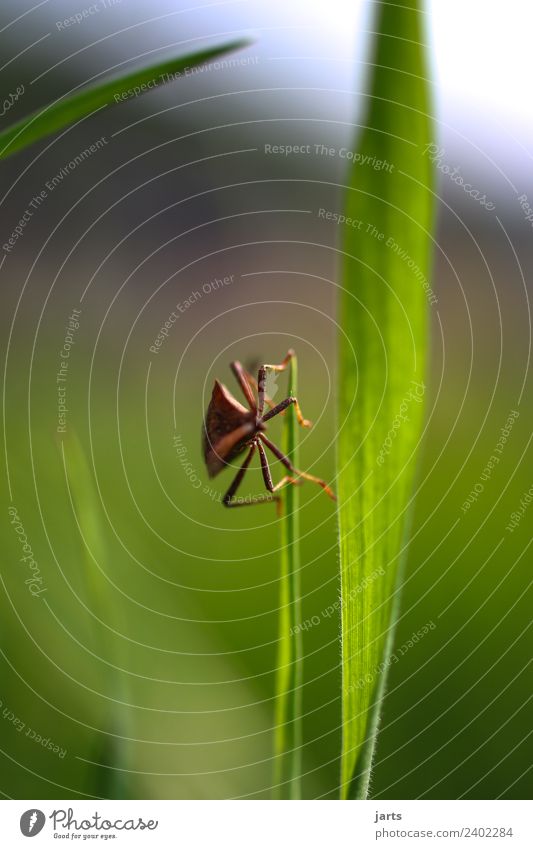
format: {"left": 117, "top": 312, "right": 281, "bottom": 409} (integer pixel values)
{"left": 273, "top": 354, "right": 303, "bottom": 799}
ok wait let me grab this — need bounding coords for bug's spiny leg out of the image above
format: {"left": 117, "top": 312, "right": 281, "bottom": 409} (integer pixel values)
{"left": 230, "top": 360, "right": 256, "bottom": 411}
{"left": 222, "top": 443, "right": 256, "bottom": 507}
{"left": 257, "top": 440, "right": 300, "bottom": 493}
{"left": 222, "top": 442, "right": 277, "bottom": 508}
{"left": 262, "top": 396, "right": 312, "bottom": 428}
{"left": 262, "top": 348, "right": 295, "bottom": 372}
{"left": 243, "top": 369, "right": 276, "bottom": 411}
{"left": 257, "top": 348, "right": 295, "bottom": 417}
{"left": 259, "top": 433, "right": 336, "bottom": 501}
{"left": 257, "top": 365, "right": 268, "bottom": 417}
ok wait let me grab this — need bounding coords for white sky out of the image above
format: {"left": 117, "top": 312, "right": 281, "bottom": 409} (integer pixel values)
{"left": 272, "top": 0, "right": 533, "bottom": 187}
{"left": 5, "top": 0, "right": 533, "bottom": 193}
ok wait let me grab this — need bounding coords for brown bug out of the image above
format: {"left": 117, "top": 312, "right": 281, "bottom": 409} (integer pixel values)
{"left": 202, "top": 349, "right": 336, "bottom": 508}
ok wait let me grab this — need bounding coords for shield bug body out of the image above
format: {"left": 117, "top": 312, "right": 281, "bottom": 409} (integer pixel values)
{"left": 202, "top": 349, "right": 336, "bottom": 507}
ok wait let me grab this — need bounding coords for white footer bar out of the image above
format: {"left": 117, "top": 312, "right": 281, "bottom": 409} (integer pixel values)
{"left": 0, "top": 799, "right": 530, "bottom": 848}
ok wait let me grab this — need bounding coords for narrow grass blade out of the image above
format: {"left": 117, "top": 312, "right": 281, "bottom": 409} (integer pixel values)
{"left": 337, "top": 0, "right": 435, "bottom": 799}
{"left": 273, "top": 355, "right": 302, "bottom": 799}
{"left": 61, "top": 430, "right": 131, "bottom": 797}
{"left": 0, "top": 38, "right": 251, "bottom": 159}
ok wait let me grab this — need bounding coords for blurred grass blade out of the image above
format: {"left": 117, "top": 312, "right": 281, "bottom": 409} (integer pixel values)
{"left": 273, "top": 355, "right": 303, "bottom": 799}
{"left": 62, "top": 430, "right": 131, "bottom": 798}
{"left": 338, "top": 0, "right": 435, "bottom": 799}
{"left": 0, "top": 38, "right": 251, "bottom": 159}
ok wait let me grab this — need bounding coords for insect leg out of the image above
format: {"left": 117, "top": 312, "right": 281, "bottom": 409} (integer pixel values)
{"left": 262, "top": 396, "right": 312, "bottom": 428}
{"left": 222, "top": 443, "right": 255, "bottom": 507}
{"left": 259, "top": 433, "right": 336, "bottom": 501}
{"left": 263, "top": 349, "right": 295, "bottom": 372}
{"left": 222, "top": 442, "right": 276, "bottom": 508}
{"left": 230, "top": 360, "right": 257, "bottom": 410}
{"left": 257, "top": 348, "right": 295, "bottom": 416}
{"left": 257, "top": 440, "right": 300, "bottom": 492}
{"left": 239, "top": 367, "right": 276, "bottom": 411}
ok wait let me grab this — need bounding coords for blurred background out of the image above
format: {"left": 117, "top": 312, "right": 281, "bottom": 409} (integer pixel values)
{"left": 1, "top": 0, "right": 531, "bottom": 799}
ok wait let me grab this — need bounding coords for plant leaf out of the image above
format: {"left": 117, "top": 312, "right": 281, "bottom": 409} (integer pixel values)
{"left": 61, "top": 430, "right": 131, "bottom": 797}
{"left": 273, "top": 355, "right": 303, "bottom": 799}
{"left": 0, "top": 38, "right": 252, "bottom": 159}
{"left": 337, "top": 0, "right": 435, "bottom": 799}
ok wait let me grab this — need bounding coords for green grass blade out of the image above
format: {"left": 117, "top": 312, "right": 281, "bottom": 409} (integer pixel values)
{"left": 273, "top": 355, "right": 302, "bottom": 799}
{"left": 338, "top": 0, "right": 435, "bottom": 799}
{"left": 0, "top": 38, "right": 251, "bottom": 159}
{"left": 61, "top": 430, "right": 131, "bottom": 797}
